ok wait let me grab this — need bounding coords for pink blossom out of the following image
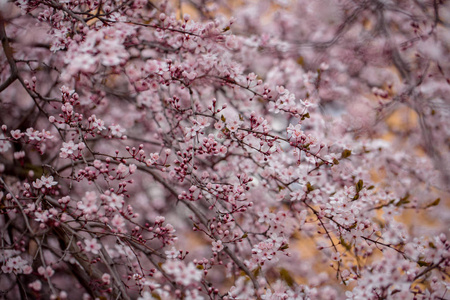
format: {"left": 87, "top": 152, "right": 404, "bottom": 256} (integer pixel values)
{"left": 287, "top": 123, "right": 304, "bottom": 141}
{"left": 41, "top": 175, "right": 58, "bottom": 188}
{"left": 33, "top": 175, "right": 57, "bottom": 189}
{"left": 225, "top": 35, "right": 241, "bottom": 50}
{"left": 2, "top": 255, "right": 31, "bottom": 274}
{"left": 25, "top": 128, "right": 41, "bottom": 141}
{"left": 257, "top": 208, "right": 275, "bottom": 223}
{"left": 165, "top": 247, "right": 178, "bottom": 259}
{"left": 84, "top": 238, "right": 102, "bottom": 255}
{"left": 214, "top": 121, "right": 225, "bottom": 130}
{"left": 60, "top": 140, "right": 77, "bottom": 158}
{"left": 226, "top": 117, "right": 242, "bottom": 133}
{"left": 146, "top": 153, "right": 160, "bottom": 166}
{"left": 108, "top": 193, "right": 124, "bottom": 209}
{"left": 77, "top": 191, "right": 98, "bottom": 215}
{"left": 176, "top": 262, "right": 203, "bottom": 286}
{"left": 129, "top": 164, "right": 137, "bottom": 174}
{"left": 102, "top": 273, "right": 111, "bottom": 284}
{"left": 37, "top": 266, "right": 55, "bottom": 278}
{"left": 93, "top": 160, "right": 103, "bottom": 168}
{"left": 91, "top": 115, "right": 106, "bottom": 131}
{"left": 0, "top": 133, "right": 11, "bottom": 152}
{"left": 29, "top": 280, "right": 42, "bottom": 291}
{"left": 116, "top": 163, "right": 128, "bottom": 174}
{"left": 13, "top": 151, "right": 25, "bottom": 159}
{"left": 1, "top": 1, "right": 449, "bottom": 299}
{"left": 111, "top": 214, "right": 125, "bottom": 231}
{"left": 34, "top": 210, "right": 52, "bottom": 223}
{"left": 137, "top": 291, "right": 155, "bottom": 300}
{"left": 109, "top": 124, "right": 126, "bottom": 138}
{"left": 10, "top": 130, "right": 22, "bottom": 139}
{"left": 59, "top": 196, "right": 71, "bottom": 204}
{"left": 212, "top": 240, "right": 224, "bottom": 252}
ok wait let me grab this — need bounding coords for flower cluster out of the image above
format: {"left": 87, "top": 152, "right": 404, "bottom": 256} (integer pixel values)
{"left": 1, "top": 250, "right": 33, "bottom": 275}
{"left": 0, "top": 0, "right": 448, "bottom": 299}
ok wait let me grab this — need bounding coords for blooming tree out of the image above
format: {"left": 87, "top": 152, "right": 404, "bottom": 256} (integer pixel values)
{"left": 0, "top": 0, "right": 449, "bottom": 299}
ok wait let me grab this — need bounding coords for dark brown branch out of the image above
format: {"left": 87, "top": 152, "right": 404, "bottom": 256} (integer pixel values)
{"left": 0, "top": 15, "right": 18, "bottom": 93}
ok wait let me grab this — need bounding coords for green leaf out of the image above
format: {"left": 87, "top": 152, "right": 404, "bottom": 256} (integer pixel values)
{"left": 333, "top": 158, "right": 340, "bottom": 165}
{"left": 151, "top": 293, "right": 162, "bottom": 300}
{"left": 341, "top": 149, "right": 352, "bottom": 159}
{"left": 340, "top": 237, "right": 351, "bottom": 251}
{"left": 395, "top": 194, "right": 410, "bottom": 207}
{"left": 221, "top": 115, "right": 226, "bottom": 122}
{"left": 356, "top": 180, "right": 363, "bottom": 193}
{"left": 241, "top": 232, "right": 248, "bottom": 239}
{"left": 425, "top": 198, "right": 440, "bottom": 208}
{"left": 417, "top": 260, "right": 430, "bottom": 267}
{"left": 348, "top": 222, "right": 357, "bottom": 229}
{"left": 301, "top": 112, "right": 310, "bottom": 120}
{"left": 279, "top": 244, "right": 289, "bottom": 250}
{"left": 280, "top": 268, "right": 295, "bottom": 287}
{"left": 252, "top": 266, "right": 261, "bottom": 277}
{"left": 306, "top": 182, "right": 314, "bottom": 192}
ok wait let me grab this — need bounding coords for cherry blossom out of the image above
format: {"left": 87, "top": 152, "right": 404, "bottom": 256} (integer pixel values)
{"left": 29, "top": 280, "right": 42, "bottom": 291}
{"left": 32, "top": 175, "right": 58, "bottom": 189}
{"left": 84, "top": 239, "right": 102, "bottom": 255}
{"left": 60, "top": 140, "right": 84, "bottom": 159}
{"left": 212, "top": 240, "right": 224, "bottom": 252}
{"left": 0, "top": 0, "right": 449, "bottom": 299}
{"left": 0, "top": 139, "right": 11, "bottom": 154}
{"left": 38, "top": 265, "right": 55, "bottom": 278}
{"left": 102, "top": 273, "right": 111, "bottom": 285}
{"left": 109, "top": 124, "right": 126, "bottom": 138}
